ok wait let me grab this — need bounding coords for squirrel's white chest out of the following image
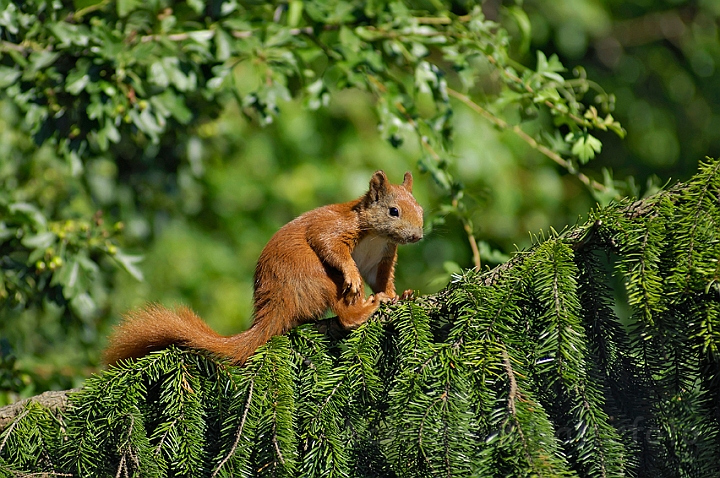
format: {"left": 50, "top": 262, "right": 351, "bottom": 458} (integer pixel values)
{"left": 352, "top": 234, "right": 390, "bottom": 286}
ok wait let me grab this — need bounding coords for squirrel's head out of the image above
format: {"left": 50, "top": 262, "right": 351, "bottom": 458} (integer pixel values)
{"left": 360, "top": 170, "right": 424, "bottom": 244}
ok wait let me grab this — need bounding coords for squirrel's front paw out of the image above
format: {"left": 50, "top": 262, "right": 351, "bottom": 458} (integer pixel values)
{"left": 343, "top": 273, "right": 363, "bottom": 303}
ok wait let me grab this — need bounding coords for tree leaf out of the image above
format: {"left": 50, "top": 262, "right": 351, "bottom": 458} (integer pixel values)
{"left": 571, "top": 134, "right": 602, "bottom": 164}
{"left": 186, "top": 0, "right": 204, "bottom": 15}
{"left": 54, "top": 259, "right": 81, "bottom": 296}
{"left": 66, "top": 72, "right": 90, "bottom": 95}
{"left": 20, "top": 231, "right": 56, "bottom": 249}
{"left": 113, "top": 250, "right": 144, "bottom": 281}
{"left": 116, "top": 0, "right": 141, "bottom": 17}
{"left": 150, "top": 90, "right": 193, "bottom": 124}
{"left": 70, "top": 292, "right": 97, "bottom": 321}
{"left": 214, "top": 27, "right": 232, "bottom": 61}
{"left": 8, "top": 203, "right": 47, "bottom": 228}
{"left": 0, "top": 66, "right": 21, "bottom": 88}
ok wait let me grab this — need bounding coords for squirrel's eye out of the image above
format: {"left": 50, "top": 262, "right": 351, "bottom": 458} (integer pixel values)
{"left": 389, "top": 207, "right": 400, "bottom": 217}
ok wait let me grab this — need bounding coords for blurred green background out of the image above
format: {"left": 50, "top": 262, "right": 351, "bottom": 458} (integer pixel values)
{"left": 1, "top": 0, "right": 718, "bottom": 402}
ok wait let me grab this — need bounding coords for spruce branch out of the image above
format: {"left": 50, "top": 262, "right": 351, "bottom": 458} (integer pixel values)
{"left": 1, "top": 160, "right": 719, "bottom": 475}
{"left": 212, "top": 379, "right": 254, "bottom": 478}
{"left": 0, "top": 389, "right": 79, "bottom": 431}
{"left": 0, "top": 408, "right": 29, "bottom": 456}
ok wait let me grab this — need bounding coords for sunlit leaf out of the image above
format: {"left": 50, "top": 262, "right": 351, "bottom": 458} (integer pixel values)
{"left": 114, "top": 250, "right": 145, "bottom": 282}
{"left": 0, "top": 66, "right": 21, "bottom": 88}
{"left": 20, "top": 232, "right": 55, "bottom": 249}
{"left": 571, "top": 134, "right": 602, "bottom": 164}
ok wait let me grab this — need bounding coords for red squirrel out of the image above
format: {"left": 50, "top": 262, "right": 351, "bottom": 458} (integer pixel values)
{"left": 104, "top": 170, "right": 424, "bottom": 365}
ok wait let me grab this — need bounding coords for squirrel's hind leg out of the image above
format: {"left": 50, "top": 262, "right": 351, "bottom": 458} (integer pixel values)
{"left": 331, "top": 293, "right": 391, "bottom": 329}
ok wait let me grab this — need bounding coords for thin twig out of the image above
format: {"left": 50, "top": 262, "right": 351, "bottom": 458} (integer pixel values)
{"left": 115, "top": 453, "right": 127, "bottom": 478}
{"left": 501, "top": 348, "right": 518, "bottom": 415}
{"left": 501, "top": 347, "right": 538, "bottom": 469}
{"left": 415, "top": 15, "right": 472, "bottom": 25}
{"left": 453, "top": 198, "right": 482, "bottom": 270}
{"left": 271, "top": 409, "right": 286, "bottom": 466}
{"left": 0, "top": 408, "right": 29, "bottom": 454}
{"left": 72, "top": 0, "right": 111, "bottom": 19}
{"left": 447, "top": 88, "right": 608, "bottom": 194}
{"left": 0, "top": 40, "right": 30, "bottom": 53}
{"left": 484, "top": 54, "right": 593, "bottom": 128}
{"left": 392, "top": 99, "right": 482, "bottom": 269}
{"left": 418, "top": 390, "right": 447, "bottom": 472}
{"left": 212, "top": 379, "right": 255, "bottom": 477}
{"left": 140, "top": 26, "right": 317, "bottom": 43}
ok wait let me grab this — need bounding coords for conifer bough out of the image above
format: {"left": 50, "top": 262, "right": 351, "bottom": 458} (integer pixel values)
{"left": 1, "top": 159, "right": 719, "bottom": 477}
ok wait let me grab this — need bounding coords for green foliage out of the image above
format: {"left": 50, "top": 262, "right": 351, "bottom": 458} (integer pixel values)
{"left": 0, "top": 0, "right": 622, "bottom": 179}
{"left": 523, "top": 0, "right": 720, "bottom": 177}
{"left": 2, "top": 0, "right": 720, "bottom": 472}
{"left": 2, "top": 159, "right": 719, "bottom": 476}
{"left": 0, "top": 0, "right": 641, "bottom": 400}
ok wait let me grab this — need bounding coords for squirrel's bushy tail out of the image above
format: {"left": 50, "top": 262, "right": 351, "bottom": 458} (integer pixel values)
{"left": 104, "top": 305, "right": 276, "bottom": 365}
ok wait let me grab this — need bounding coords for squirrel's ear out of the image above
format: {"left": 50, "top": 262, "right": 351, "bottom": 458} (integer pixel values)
{"left": 402, "top": 172, "right": 413, "bottom": 192}
{"left": 369, "top": 170, "right": 389, "bottom": 201}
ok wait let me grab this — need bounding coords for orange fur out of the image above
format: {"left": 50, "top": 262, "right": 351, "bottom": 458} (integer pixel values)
{"left": 104, "top": 171, "right": 423, "bottom": 365}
